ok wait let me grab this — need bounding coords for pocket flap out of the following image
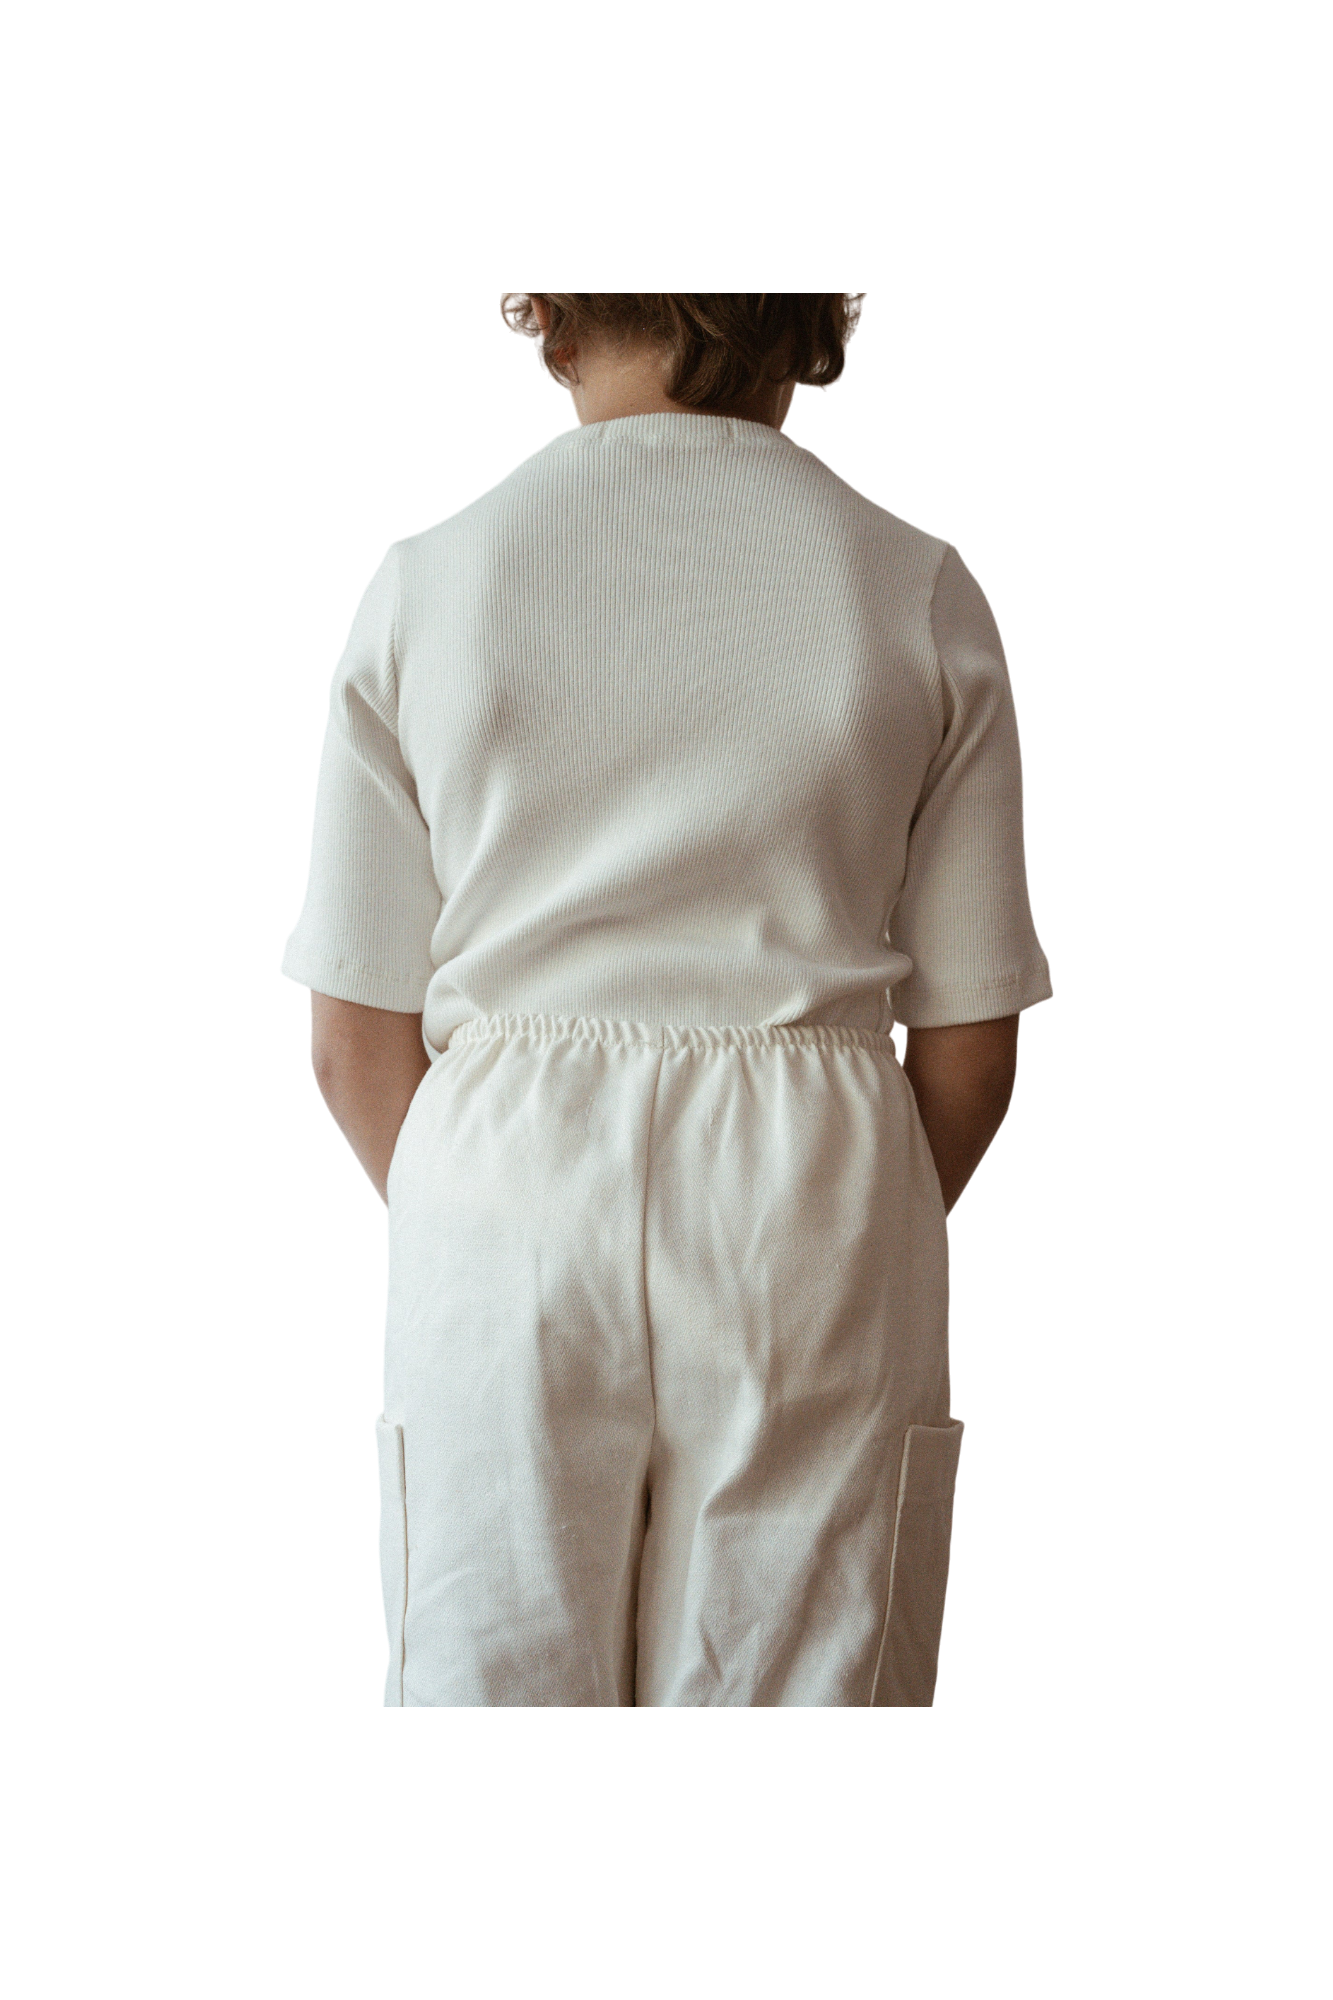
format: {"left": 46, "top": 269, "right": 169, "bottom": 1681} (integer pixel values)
{"left": 872, "top": 1419, "right": 964, "bottom": 1707}
{"left": 376, "top": 1417, "right": 408, "bottom": 1705}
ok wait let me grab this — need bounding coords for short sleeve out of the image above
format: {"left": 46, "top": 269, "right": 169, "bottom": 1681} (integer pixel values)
{"left": 281, "top": 544, "right": 441, "bottom": 1012}
{"left": 887, "top": 545, "right": 1053, "bottom": 1029}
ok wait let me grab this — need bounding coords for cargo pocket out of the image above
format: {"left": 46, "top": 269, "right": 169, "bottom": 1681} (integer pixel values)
{"left": 375, "top": 1416, "right": 408, "bottom": 1707}
{"left": 870, "top": 1419, "right": 965, "bottom": 1706}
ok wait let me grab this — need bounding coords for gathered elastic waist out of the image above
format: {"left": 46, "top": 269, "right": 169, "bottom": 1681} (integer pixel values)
{"left": 446, "top": 1012, "right": 899, "bottom": 1056}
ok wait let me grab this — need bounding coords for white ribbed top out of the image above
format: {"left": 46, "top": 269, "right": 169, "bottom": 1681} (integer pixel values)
{"left": 282, "top": 412, "right": 1051, "bottom": 1052}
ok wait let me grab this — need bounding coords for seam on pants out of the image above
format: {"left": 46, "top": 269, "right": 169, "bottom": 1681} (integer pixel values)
{"left": 639, "top": 1044, "right": 666, "bottom": 1421}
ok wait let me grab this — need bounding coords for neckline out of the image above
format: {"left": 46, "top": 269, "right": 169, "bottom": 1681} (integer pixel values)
{"left": 546, "top": 411, "right": 793, "bottom": 451}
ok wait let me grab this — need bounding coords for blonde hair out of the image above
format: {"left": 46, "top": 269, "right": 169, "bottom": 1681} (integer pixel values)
{"left": 516, "top": 292, "right": 852, "bottom": 410}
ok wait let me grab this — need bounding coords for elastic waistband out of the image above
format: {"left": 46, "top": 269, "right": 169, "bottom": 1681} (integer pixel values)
{"left": 447, "top": 1012, "right": 899, "bottom": 1056}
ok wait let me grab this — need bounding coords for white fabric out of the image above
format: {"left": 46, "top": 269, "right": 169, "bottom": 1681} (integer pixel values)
{"left": 282, "top": 412, "right": 1051, "bottom": 1044}
{"left": 380, "top": 1014, "right": 961, "bottom": 1707}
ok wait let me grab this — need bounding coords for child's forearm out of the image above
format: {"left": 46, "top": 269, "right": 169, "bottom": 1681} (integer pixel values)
{"left": 314, "top": 1048, "right": 434, "bottom": 1200}
{"left": 902, "top": 1016, "right": 1019, "bottom": 1214}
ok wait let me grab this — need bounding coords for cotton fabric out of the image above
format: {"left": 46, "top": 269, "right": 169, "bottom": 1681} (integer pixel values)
{"left": 381, "top": 1013, "right": 959, "bottom": 1706}
{"left": 282, "top": 412, "right": 1051, "bottom": 1046}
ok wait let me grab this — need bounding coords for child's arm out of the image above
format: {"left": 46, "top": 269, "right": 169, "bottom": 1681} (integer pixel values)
{"left": 310, "top": 993, "right": 432, "bottom": 1204}
{"left": 902, "top": 1015, "right": 1019, "bottom": 1215}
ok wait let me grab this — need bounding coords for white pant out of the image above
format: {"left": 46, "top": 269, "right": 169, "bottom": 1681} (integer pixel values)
{"left": 378, "top": 1015, "right": 963, "bottom": 1706}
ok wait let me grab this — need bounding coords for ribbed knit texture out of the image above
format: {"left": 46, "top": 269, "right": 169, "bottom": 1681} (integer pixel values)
{"left": 282, "top": 412, "right": 1052, "bottom": 1049}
